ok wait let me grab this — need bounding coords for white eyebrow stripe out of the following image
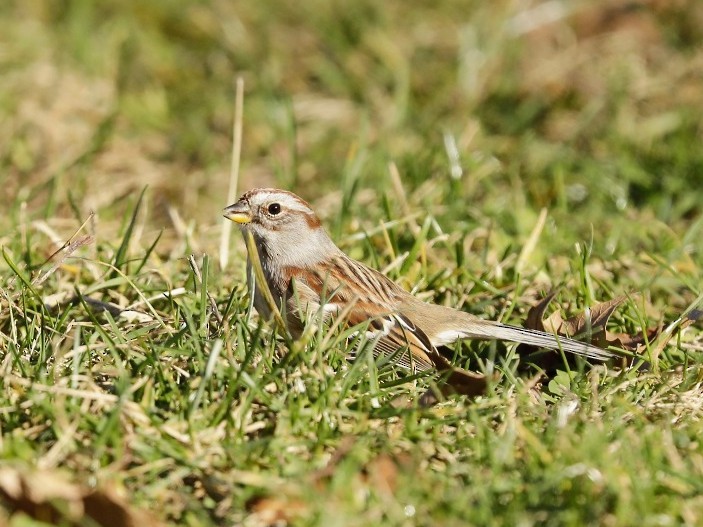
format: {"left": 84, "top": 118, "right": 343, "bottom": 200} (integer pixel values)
{"left": 285, "top": 200, "right": 313, "bottom": 213}
{"left": 256, "top": 191, "right": 312, "bottom": 214}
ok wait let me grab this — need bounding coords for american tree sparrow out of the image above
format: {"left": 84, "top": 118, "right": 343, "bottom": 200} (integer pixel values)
{"left": 224, "top": 188, "right": 615, "bottom": 372}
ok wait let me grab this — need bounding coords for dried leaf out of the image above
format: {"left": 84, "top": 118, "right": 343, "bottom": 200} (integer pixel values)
{"left": 0, "top": 467, "right": 164, "bottom": 527}
{"left": 444, "top": 367, "right": 489, "bottom": 397}
{"left": 528, "top": 293, "right": 626, "bottom": 337}
{"left": 418, "top": 367, "right": 489, "bottom": 406}
{"left": 542, "top": 311, "right": 565, "bottom": 335}
{"left": 601, "top": 306, "right": 702, "bottom": 360}
{"left": 246, "top": 449, "right": 407, "bottom": 523}
{"left": 524, "top": 290, "right": 560, "bottom": 332}
{"left": 84, "top": 487, "right": 160, "bottom": 527}
{"left": 364, "top": 454, "right": 398, "bottom": 495}
{"left": 518, "top": 295, "right": 629, "bottom": 372}
{"left": 604, "top": 326, "right": 662, "bottom": 352}
{"left": 560, "top": 296, "right": 626, "bottom": 337}
{"left": 247, "top": 496, "right": 308, "bottom": 525}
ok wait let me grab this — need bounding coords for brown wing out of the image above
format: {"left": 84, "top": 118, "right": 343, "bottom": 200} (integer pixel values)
{"left": 351, "top": 312, "right": 437, "bottom": 372}
{"left": 282, "top": 257, "right": 441, "bottom": 372}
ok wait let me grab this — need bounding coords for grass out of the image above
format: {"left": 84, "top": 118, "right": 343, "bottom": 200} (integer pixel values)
{"left": 1, "top": 0, "right": 703, "bottom": 525}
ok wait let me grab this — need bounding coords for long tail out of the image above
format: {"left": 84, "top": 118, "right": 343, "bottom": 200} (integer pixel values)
{"left": 457, "top": 317, "right": 616, "bottom": 361}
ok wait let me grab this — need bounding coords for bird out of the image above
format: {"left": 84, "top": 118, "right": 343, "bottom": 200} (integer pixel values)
{"left": 223, "top": 188, "right": 616, "bottom": 373}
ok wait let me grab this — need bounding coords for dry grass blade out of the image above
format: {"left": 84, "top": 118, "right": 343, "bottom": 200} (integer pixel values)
{"left": 516, "top": 207, "right": 548, "bottom": 273}
{"left": 219, "top": 76, "right": 245, "bottom": 271}
{"left": 33, "top": 212, "right": 95, "bottom": 285}
{"left": 33, "top": 234, "right": 94, "bottom": 287}
{"left": 388, "top": 162, "right": 419, "bottom": 235}
{"left": 7, "top": 375, "right": 119, "bottom": 404}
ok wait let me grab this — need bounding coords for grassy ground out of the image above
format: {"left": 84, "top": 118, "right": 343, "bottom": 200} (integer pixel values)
{"left": 2, "top": 0, "right": 703, "bottom": 525}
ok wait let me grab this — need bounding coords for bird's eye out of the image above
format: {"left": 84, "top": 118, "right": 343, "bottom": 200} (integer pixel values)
{"left": 267, "top": 203, "right": 281, "bottom": 215}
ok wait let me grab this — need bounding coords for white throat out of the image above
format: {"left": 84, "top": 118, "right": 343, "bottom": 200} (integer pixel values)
{"left": 253, "top": 226, "right": 340, "bottom": 269}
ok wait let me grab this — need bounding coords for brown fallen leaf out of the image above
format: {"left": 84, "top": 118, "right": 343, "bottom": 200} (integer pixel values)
{"left": 519, "top": 293, "right": 702, "bottom": 372}
{"left": 0, "top": 466, "right": 164, "bottom": 527}
{"left": 245, "top": 442, "right": 396, "bottom": 525}
{"left": 524, "top": 290, "right": 560, "bottom": 333}
{"left": 363, "top": 454, "right": 398, "bottom": 496}
{"left": 518, "top": 294, "right": 629, "bottom": 372}
{"left": 0, "top": 467, "right": 83, "bottom": 523}
{"left": 603, "top": 326, "right": 662, "bottom": 354}
{"left": 610, "top": 309, "right": 703, "bottom": 362}
{"left": 247, "top": 496, "right": 308, "bottom": 526}
{"left": 417, "top": 366, "right": 490, "bottom": 406}
{"left": 415, "top": 364, "right": 491, "bottom": 406}
{"left": 559, "top": 296, "right": 625, "bottom": 337}
{"left": 536, "top": 295, "right": 626, "bottom": 338}
{"left": 245, "top": 445, "right": 413, "bottom": 525}
{"left": 442, "top": 366, "right": 489, "bottom": 397}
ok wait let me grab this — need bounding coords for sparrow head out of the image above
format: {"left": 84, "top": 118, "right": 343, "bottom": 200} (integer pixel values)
{"left": 224, "top": 188, "right": 339, "bottom": 266}
{"left": 224, "top": 188, "right": 321, "bottom": 231}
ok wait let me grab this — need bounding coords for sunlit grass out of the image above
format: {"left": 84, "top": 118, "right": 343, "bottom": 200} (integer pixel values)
{"left": 1, "top": 1, "right": 702, "bottom": 525}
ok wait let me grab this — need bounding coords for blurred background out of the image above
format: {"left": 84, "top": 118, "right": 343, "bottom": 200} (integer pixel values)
{"left": 2, "top": 0, "right": 703, "bottom": 253}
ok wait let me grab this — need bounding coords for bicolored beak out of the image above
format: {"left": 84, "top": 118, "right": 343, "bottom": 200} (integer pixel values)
{"left": 223, "top": 201, "right": 252, "bottom": 224}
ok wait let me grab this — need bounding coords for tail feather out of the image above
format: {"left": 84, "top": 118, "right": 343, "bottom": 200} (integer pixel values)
{"left": 464, "top": 321, "right": 615, "bottom": 361}
{"left": 410, "top": 301, "right": 617, "bottom": 362}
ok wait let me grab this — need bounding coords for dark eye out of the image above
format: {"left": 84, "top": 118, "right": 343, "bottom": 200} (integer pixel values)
{"left": 267, "top": 203, "right": 281, "bottom": 215}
